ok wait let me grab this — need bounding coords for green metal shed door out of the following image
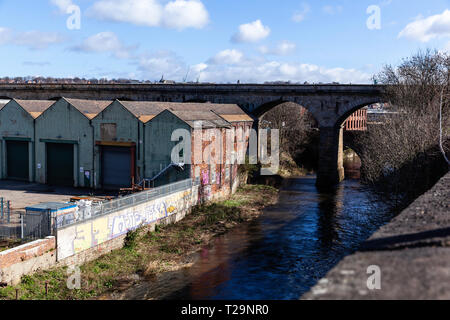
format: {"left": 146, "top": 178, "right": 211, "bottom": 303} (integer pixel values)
{"left": 101, "top": 146, "right": 132, "bottom": 189}
{"left": 6, "top": 141, "right": 29, "bottom": 180}
{"left": 46, "top": 143, "right": 74, "bottom": 186}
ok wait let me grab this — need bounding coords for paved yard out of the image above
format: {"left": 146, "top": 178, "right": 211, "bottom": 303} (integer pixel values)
{"left": 0, "top": 180, "right": 116, "bottom": 211}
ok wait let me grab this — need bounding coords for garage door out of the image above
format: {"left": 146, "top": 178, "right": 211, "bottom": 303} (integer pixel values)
{"left": 46, "top": 143, "right": 74, "bottom": 186}
{"left": 6, "top": 140, "right": 29, "bottom": 180}
{"left": 101, "top": 146, "right": 132, "bottom": 189}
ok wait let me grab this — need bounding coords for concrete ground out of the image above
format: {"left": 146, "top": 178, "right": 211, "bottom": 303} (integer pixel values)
{"left": 302, "top": 171, "right": 450, "bottom": 300}
{"left": 0, "top": 180, "right": 116, "bottom": 211}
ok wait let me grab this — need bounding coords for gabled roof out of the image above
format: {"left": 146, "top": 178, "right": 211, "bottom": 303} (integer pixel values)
{"left": 12, "top": 99, "right": 55, "bottom": 119}
{"left": 149, "top": 108, "right": 231, "bottom": 129}
{"left": 64, "top": 98, "right": 112, "bottom": 119}
{"left": 168, "top": 109, "right": 231, "bottom": 129}
{"left": 119, "top": 101, "right": 253, "bottom": 123}
{"left": 119, "top": 101, "right": 167, "bottom": 123}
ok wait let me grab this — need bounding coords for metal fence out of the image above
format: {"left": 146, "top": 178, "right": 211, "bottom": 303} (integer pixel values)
{"left": 0, "top": 210, "right": 52, "bottom": 242}
{"left": 0, "top": 178, "right": 198, "bottom": 246}
{"left": 0, "top": 197, "right": 12, "bottom": 223}
{"left": 57, "top": 178, "right": 196, "bottom": 229}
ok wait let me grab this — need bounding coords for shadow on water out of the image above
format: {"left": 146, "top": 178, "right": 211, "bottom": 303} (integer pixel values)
{"left": 119, "top": 175, "right": 398, "bottom": 300}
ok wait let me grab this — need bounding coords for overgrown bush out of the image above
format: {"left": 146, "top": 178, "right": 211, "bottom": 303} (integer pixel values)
{"left": 358, "top": 50, "right": 450, "bottom": 201}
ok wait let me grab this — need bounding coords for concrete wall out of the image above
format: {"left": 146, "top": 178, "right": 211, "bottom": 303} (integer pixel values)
{"left": 57, "top": 185, "right": 199, "bottom": 261}
{"left": 0, "top": 166, "right": 243, "bottom": 284}
{"left": 35, "top": 99, "right": 94, "bottom": 187}
{"left": 0, "top": 236, "right": 56, "bottom": 285}
{"left": 92, "top": 101, "right": 144, "bottom": 188}
{"left": 145, "top": 110, "right": 191, "bottom": 185}
{"left": 0, "top": 100, "right": 34, "bottom": 181}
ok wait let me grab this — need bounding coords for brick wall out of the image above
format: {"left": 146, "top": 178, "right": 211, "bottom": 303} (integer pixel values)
{"left": 0, "top": 237, "right": 56, "bottom": 285}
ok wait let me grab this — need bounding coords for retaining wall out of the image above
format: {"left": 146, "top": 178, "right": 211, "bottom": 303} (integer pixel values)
{"left": 0, "top": 236, "right": 56, "bottom": 285}
{"left": 0, "top": 173, "right": 245, "bottom": 285}
{"left": 57, "top": 185, "right": 199, "bottom": 262}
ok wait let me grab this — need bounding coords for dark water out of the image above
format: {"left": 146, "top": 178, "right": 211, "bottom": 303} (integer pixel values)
{"left": 344, "top": 152, "right": 362, "bottom": 180}
{"left": 121, "top": 174, "right": 397, "bottom": 300}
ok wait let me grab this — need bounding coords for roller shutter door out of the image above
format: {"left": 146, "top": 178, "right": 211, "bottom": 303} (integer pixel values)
{"left": 101, "top": 146, "right": 132, "bottom": 189}
{"left": 6, "top": 141, "right": 29, "bottom": 180}
{"left": 46, "top": 143, "right": 74, "bottom": 186}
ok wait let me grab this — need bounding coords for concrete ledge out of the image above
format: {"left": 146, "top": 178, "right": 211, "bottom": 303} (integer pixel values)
{"left": 302, "top": 171, "right": 450, "bottom": 300}
{"left": 0, "top": 237, "right": 56, "bottom": 285}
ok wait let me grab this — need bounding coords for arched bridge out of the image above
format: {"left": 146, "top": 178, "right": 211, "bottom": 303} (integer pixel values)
{"left": 0, "top": 83, "right": 386, "bottom": 187}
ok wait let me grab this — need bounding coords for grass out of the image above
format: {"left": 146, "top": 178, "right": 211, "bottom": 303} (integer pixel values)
{"left": 0, "top": 184, "right": 279, "bottom": 300}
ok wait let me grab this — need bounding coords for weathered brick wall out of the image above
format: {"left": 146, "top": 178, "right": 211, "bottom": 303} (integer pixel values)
{"left": 191, "top": 122, "right": 251, "bottom": 202}
{"left": 0, "top": 236, "right": 56, "bottom": 285}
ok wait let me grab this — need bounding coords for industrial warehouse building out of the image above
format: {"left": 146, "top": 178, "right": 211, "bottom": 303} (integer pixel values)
{"left": 92, "top": 100, "right": 145, "bottom": 190}
{"left": 0, "top": 98, "right": 253, "bottom": 197}
{"left": 146, "top": 108, "right": 232, "bottom": 187}
{"left": 0, "top": 99, "right": 54, "bottom": 182}
{"left": 35, "top": 98, "right": 110, "bottom": 188}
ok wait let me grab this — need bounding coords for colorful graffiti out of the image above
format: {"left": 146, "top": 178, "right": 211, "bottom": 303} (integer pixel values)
{"left": 58, "top": 188, "right": 197, "bottom": 260}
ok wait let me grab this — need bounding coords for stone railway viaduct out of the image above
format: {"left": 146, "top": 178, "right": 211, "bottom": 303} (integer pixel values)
{"left": 0, "top": 83, "right": 386, "bottom": 187}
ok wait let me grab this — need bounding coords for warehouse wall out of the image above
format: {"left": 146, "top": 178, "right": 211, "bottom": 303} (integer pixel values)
{"left": 0, "top": 101, "right": 34, "bottom": 181}
{"left": 35, "top": 99, "right": 94, "bottom": 187}
{"left": 145, "top": 110, "right": 191, "bottom": 186}
{"left": 92, "top": 101, "right": 144, "bottom": 188}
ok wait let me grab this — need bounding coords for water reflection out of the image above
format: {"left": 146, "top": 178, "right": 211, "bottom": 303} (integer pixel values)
{"left": 317, "top": 185, "right": 344, "bottom": 251}
{"left": 344, "top": 152, "right": 362, "bottom": 180}
{"left": 119, "top": 176, "right": 396, "bottom": 300}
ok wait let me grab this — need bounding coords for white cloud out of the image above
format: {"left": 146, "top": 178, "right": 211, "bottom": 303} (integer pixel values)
{"left": 50, "top": 0, "right": 75, "bottom": 13}
{"left": 292, "top": 3, "right": 310, "bottom": 23}
{"left": 322, "top": 5, "right": 343, "bottom": 15}
{"left": 209, "top": 49, "right": 244, "bottom": 64}
{"left": 398, "top": 10, "right": 450, "bottom": 42}
{"left": 135, "top": 49, "right": 370, "bottom": 84}
{"left": 88, "top": 0, "right": 209, "bottom": 30}
{"left": 195, "top": 59, "right": 370, "bottom": 84}
{"left": 232, "top": 20, "right": 271, "bottom": 43}
{"left": 71, "top": 32, "right": 136, "bottom": 59}
{"left": 163, "top": 0, "right": 210, "bottom": 29}
{"left": 137, "top": 51, "right": 187, "bottom": 80}
{"left": 259, "top": 41, "right": 296, "bottom": 56}
{"left": 15, "top": 31, "right": 65, "bottom": 49}
{"left": 0, "top": 29, "right": 65, "bottom": 49}
{"left": 0, "top": 27, "right": 12, "bottom": 45}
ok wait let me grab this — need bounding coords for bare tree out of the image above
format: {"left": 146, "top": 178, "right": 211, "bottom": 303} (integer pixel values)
{"left": 259, "top": 102, "right": 319, "bottom": 174}
{"left": 359, "top": 50, "right": 449, "bottom": 200}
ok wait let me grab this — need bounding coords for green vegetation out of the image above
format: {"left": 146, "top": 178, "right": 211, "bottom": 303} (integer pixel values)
{"left": 0, "top": 184, "right": 279, "bottom": 300}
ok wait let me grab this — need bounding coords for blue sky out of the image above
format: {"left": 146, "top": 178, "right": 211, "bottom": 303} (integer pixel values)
{"left": 0, "top": 0, "right": 449, "bottom": 83}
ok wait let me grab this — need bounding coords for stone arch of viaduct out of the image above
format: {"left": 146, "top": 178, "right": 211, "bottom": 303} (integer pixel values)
{"left": 0, "top": 84, "right": 386, "bottom": 187}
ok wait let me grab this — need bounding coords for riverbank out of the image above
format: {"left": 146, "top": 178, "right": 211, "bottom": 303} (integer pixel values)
{"left": 0, "top": 184, "right": 279, "bottom": 300}
{"left": 302, "top": 171, "right": 450, "bottom": 300}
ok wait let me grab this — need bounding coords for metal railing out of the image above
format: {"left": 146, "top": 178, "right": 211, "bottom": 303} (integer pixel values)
{"left": 0, "top": 210, "right": 52, "bottom": 243}
{"left": 0, "top": 197, "right": 11, "bottom": 223}
{"left": 57, "top": 178, "right": 196, "bottom": 229}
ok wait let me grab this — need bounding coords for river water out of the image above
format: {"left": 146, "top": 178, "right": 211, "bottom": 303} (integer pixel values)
{"left": 120, "top": 168, "right": 398, "bottom": 300}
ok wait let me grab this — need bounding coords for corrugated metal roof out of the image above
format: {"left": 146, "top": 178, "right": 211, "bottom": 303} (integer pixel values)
{"left": 14, "top": 99, "right": 55, "bottom": 119}
{"left": 168, "top": 109, "right": 231, "bottom": 129}
{"left": 119, "top": 101, "right": 253, "bottom": 123}
{"left": 119, "top": 101, "right": 167, "bottom": 117}
{"left": 64, "top": 98, "right": 111, "bottom": 118}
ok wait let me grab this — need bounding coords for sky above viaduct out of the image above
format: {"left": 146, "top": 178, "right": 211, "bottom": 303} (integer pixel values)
{"left": 0, "top": 0, "right": 449, "bottom": 83}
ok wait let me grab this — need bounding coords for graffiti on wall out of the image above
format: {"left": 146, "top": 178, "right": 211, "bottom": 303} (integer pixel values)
{"left": 201, "top": 169, "right": 209, "bottom": 185}
{"left": 58, "top": 188, "right": 196, "bottom": 260}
